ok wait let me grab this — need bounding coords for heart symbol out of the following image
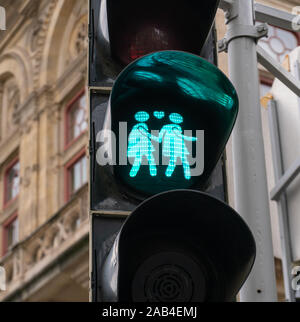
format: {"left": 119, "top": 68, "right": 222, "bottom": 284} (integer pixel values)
{"left": 154, "top": 111, "right": 165, "bottom": 119}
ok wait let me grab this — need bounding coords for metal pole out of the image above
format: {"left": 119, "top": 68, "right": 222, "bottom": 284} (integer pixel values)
{"left": 226, "top": 0, "right": 278, "bottom": 301}
{"left": 268, "top": 100, "right": 295, "bottom": 302}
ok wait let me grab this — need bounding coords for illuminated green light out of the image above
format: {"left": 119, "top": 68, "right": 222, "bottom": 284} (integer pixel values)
{"left": 128, "top": 111, "right": 197, "bottom": 180}
{"left": 153, "top": 111, "right": 165, "bottom": 119}
{"left": 110, "top": 50, "right": 239, "bottom": 196}
{"left": 128, "top": 111, "right": 158, "bottom": 178}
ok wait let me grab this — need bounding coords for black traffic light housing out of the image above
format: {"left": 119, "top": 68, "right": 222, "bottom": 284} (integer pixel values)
{"left": 105, "top": 51, "right": 238, "bottom": 199}
{"left": 93, "top": 190, "right": 256, "bottom": 302}
{"left": 89, "top": 0, "right": 220, "bottom": 86}
{"left": 89, "top": 1, "right": 257, "bottom": 303}
{"left": 89, "top": 0, "right": 227, "bottom": 212}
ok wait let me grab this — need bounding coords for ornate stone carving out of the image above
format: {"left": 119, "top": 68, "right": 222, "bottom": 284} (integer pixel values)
{"left": 9, "top": 90, "right": 21, "bottom": 126}
{"left": 0, "top": 188, "right": 88, "bottom": 298}
{"left": 32, "top": 0, "right": 58, "bottom": 89}
{"left": 2, "top": 79, "right": 21, "bottom": 136}
{"left": 30, "top": 24, "right": 41, "bottom": 53}
{"left": 69, "top": 15, "right": 88, "bottom": 60}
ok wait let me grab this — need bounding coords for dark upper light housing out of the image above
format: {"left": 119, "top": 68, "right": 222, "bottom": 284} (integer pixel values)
{"left": 90, "top": 0, "right": 221, "bottom": 85}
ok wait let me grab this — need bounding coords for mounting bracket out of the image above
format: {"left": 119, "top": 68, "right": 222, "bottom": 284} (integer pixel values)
{"left": 218, "top": 23, "right": 268, "bottom": 53}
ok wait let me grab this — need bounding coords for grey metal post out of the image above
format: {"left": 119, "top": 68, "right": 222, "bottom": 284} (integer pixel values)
{"left": 268, "top": 100, "right": 295, "bottom": 302}
{"left": 225, "top": 0, "right": 277, "bottom": 301}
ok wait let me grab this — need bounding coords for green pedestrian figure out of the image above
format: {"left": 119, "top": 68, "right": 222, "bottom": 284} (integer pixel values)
{"left": 127, "top": 111, "right": 159, "bottom": 177}
{"left": 159, "top": 113, "right": 197, "bottom": 180}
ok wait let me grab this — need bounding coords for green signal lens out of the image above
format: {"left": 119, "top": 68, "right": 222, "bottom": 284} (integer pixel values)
{"left": 108, "top": 51, "right": 238, "bottom": 197}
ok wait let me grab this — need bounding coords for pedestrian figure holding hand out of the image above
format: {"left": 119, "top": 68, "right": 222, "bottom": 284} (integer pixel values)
{"left": 127, "top": 111, "right": 159, "bottom": 177}
{"left": 159, "top": 113, "right": 197, "bottom": 180}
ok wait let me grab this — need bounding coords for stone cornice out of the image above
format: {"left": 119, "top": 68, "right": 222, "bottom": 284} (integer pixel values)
{"left": 13, "top": 91, "right": 37, "bottom": 124}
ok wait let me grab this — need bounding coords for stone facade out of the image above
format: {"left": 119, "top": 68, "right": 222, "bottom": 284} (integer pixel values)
{"left": 0, "top": 0, "right": 89, "bottom": 301}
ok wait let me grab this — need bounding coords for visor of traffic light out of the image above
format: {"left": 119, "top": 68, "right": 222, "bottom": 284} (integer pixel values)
{"left": 105, "top": 50, "right": 238, "bottom": 197}
{"left": 100, "top": 190, "right": 256, "bottom": 302}
{"left": 98, "top": 0, "right": 220, "bottom": 67}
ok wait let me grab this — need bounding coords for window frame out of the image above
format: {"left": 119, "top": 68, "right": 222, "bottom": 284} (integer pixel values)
{"left": 64, "top": 149, "right": 87, "bottom": 202}
{"left": 3, "top": 158, "right": 20, "bottom": 209}
{"left": 258, "top": 23, "right": 300, "bottom": 64}
{"left": 2, "top": 212, "right": 18, "bottom": 255}
{"left": 64, "top": 89, "right": 87, "bottom": 150}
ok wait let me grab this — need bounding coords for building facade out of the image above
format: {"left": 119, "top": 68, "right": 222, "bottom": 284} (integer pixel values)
{"left": 217, "top": 0, "right": 300, "bottom": 301}
{"left": 0, "top": 0, "right": 89, "bottom": 301}
{"left": 0, "top": 0, "right": 298, "bottom": 301}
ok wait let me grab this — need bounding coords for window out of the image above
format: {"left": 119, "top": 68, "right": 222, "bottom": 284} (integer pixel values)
{"left": 67, "top": 153, "right": 87, "bottom": 200}
{"left": 3, "top": 215, "right": 19, "bottom": 254}
{"left": 4, "top": 160, "right": 20, "bottom": 205}
{"left": 258, "top": 25, "right": 300, "bottom": 63}
{"left": 66, "top": 92, "right": 87, "bottom": 145}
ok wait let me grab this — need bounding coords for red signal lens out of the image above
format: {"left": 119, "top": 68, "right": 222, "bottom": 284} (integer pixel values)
{"left": 126, "top": 24, "right": 179, "bottom": 64}
{"left": 107, "top": 0, "right": 220, "bottom": 66}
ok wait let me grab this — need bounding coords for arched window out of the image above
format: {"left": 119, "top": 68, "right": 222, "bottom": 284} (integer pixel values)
{"left": 258, "top": 25, "right": 300, "bottom": 63}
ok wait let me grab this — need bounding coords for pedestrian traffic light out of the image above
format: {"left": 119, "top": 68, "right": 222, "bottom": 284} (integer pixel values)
{"left": 93, "top": 190, "right": 256, "bottom": 302}
{"left": 89, "top": 2, "right": 256, "bottom": 303}
{"left": 89, "top": 0, "right": 226, "bottom": 211}
{"left": 97, "top": 51, "right": 238, "bottom": 198}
